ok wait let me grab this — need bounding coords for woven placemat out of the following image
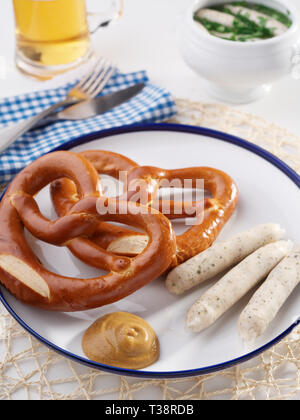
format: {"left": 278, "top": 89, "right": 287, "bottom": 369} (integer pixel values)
{"left": 1, "top": 99, "right": 300, "bottom": 400}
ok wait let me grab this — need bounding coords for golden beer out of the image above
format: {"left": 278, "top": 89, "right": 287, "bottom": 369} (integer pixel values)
{"left": 13, "top": 0, "right": 91, "bottom": 71}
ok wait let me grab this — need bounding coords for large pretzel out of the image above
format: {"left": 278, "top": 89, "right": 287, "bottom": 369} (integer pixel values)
{"left": 0, "top": 151, "right": 176, "bottom": 311}
{"left": 51, "top": 151, "right": 238, "bottom": 267}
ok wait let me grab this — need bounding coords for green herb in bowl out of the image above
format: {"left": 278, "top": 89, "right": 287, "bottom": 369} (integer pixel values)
{"left": 193, "top": 1, "right": 292, "bottom": 41}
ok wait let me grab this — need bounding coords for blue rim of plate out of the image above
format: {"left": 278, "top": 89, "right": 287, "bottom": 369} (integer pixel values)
{"left": 1, "top": 122, "right": 300, "bottom": 379}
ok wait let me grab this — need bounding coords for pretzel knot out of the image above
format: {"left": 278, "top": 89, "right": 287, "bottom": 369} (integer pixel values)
{"left": 0, "top": 151, "right": 176, "bottom": 311}
{"left": 51, "top": 151, "right": 238, "bottom": 268}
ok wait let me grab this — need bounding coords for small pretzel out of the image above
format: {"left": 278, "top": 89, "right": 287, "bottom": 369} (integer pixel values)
{"left": 0, "top": 151, "right": 176, "bottom": 311}
{"left": 51, "top": 151, "right": 238, "bottom": 267}
{"left": 124, "top": 166, "right": 238, "bottom": 264}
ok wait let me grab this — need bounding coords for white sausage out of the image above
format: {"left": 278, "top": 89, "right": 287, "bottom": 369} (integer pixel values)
{"left": 239, "top": 246, "right": 300, "bottom": 343}
{"left": 186, "top": 240, "right": 293, "bottom": 333}
{"left": 195, "top": 21, "right": 209, "bottom": 33}
{"left": 166, "top": 224, "right": 285, "bottom": 295}
{"left": 226, "top": 5, "right": 288, "bottom": 36}
{"left": 195, "top": 9, "right": 235, "bottom": 27}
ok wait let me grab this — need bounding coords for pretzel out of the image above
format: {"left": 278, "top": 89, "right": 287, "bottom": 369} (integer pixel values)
{"left": 124, "top": 166, "right": 239, "bottom": 264}
{"left": 0, "top": 151, "right": 176, "bottom": 311}
{"left": 50, "top": 150, "right": 148, "bottom": 268}
{"left": 50, "top": 151, "right": 201, "bottom": 262}
{"left": 51, "top": 151, "right": 238, "bottom": 267}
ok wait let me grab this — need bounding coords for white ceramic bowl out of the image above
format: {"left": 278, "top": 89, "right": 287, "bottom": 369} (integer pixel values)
{"left": 178, "top": 0, "right": 300, "bottom": 103}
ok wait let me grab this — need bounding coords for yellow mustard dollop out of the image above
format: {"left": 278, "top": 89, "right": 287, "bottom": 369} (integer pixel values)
{"left": 82, "top": 312, "right": 160, "bottom": 369}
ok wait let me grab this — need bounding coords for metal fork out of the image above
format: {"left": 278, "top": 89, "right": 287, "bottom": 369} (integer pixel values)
{"left": 0, "top": 57, "right": 115, "bottom": 153}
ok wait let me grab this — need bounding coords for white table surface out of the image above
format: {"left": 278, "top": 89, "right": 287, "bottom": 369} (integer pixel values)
{"left": 0, "top": 0, "right": 300, "bottom": 401}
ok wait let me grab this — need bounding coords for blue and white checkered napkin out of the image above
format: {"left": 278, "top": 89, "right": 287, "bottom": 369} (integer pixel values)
{"left": 0, "top": 70, "right": 176, "bottom": 183}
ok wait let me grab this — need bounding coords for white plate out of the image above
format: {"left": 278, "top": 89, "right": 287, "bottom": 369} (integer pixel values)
{"left": 1, "top": 124, "right": 300, "bottom": 378}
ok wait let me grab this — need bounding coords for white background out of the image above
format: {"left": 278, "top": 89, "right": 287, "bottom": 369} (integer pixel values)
{"left": 0, "top": 0, "right": 300, "bottom": 136}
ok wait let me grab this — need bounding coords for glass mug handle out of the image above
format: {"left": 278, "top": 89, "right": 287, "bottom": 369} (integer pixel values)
{"left": 87, "top": 0, "right": 124, "bottom": 34}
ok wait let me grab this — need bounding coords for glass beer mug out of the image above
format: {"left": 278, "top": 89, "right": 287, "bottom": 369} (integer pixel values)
{"left": 12, "top": 0, "right": 123, "bottom": 79}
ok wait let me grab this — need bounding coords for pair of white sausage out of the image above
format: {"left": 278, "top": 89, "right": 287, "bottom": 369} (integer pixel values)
{"left": 196, "top": 7, "right": 288, "bottom": 37}
{"left": 239, "top": 246, "right": 300, "bottom": 342}
{"left": 185, "top": 240, "right": 293, "bottom": 333}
